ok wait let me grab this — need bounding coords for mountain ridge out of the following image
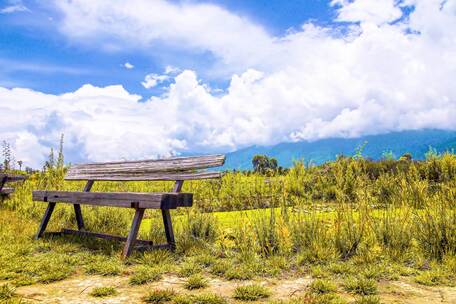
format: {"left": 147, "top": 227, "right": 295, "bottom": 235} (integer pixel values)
{"left": 222, "top": 129, "right": 456, "bottom": 170}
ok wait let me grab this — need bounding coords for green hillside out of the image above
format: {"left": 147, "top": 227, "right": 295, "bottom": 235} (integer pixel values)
{"left": 224, "top": 129, "right": 456, "bottom": 170}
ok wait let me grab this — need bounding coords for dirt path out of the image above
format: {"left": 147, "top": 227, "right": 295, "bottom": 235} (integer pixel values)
{"left": 15, "top": 274, "right": 456, "bottom": 303}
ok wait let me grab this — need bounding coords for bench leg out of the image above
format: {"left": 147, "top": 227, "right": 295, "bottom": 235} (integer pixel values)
{"left": 73, "top": 204, "right": 85, "bottom": 230}
{"left": 35, "top": 202, "right": 56, "bottom": 239}
{"left": 122, "top": 208, "right": 145, "bottom": 259}
{"left": 162, "top": 209, "right": 176, "bottom": 251}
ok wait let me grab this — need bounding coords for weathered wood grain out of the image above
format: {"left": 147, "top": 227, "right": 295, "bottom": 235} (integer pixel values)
{"left": 65, "top": 170, "right": 222, "bottom": 181}
{"left": 66, "top": 154, "right": 225, "bottom": 176}
{"left": 122, "top": 208, "right": 145, "bottom": 259}
{"left": 0, "top": 187, "right": 14, "bottom": 196}
{"left": 32, "top": 190, "right": 192, "bottom": 209}
{"left": 32, "top": 154, "right": 223, "bottom": 257}
{"left": 0, "top": 174, "right": 26, "bottom": 182}
{"left": 74, "top": 180, "right": 94, "bottom": 231}
{"left": 35, "top": 202, "right": 56, "bottom": 239}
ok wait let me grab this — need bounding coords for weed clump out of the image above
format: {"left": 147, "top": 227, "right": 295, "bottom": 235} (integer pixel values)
{"left": 343, "top": 277, "right": 377, "bottom": 295}
{"left": 178, "top": 261, "right": 202, "bottom": 277}
{"left": 308, "top": 279, "right": 337, "bottom": 294}
{"left": 0, "top": 284, "right": 16, "bottom": 300}
{"left": 184, "top": 274, "right": 208, "bottom": 290}
{"left": 353, "top": 295, "right": 381, "bottom": 304}
{"left": 89, "top": 286, "right": 117, "bottom": 297}
{"left": 233, "top": 284, "right": 271, "bottom": 301}
{"left": 129, "top": 266, "right": 162, "bottom": 285}
{"left": 143, "top": 289, "right": 176, "bottom": 304}
{"left": 84, "top": 256, "right": 123, "bottom": 276}
{"left": 223, "top": 265, "right": 254, "bottom": 280}
{"left": 174, "top": 293, "right": 227, "bottom": 304}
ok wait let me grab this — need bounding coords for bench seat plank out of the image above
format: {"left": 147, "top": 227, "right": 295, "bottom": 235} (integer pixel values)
{"left": 32, "top": 191, "right": 192, "bottom": 209}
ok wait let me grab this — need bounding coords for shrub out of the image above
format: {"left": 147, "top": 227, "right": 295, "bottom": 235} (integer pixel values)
{"left": 233, "top": 284, "right": 271, "bottom": 301}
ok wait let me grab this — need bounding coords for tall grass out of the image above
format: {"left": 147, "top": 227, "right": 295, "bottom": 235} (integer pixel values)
{"left": 1, "top": 152, "right": 456, "bottom": 265}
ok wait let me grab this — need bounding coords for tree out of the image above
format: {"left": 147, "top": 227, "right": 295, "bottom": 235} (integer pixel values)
{"left": 252, "top": 154, "right": 279, "bottom": 175}
{"left": 17, "top": 160, "right": 23, "bottom": 171}
{"left": 399, "top": 153, "right": 413, "bottom": 161}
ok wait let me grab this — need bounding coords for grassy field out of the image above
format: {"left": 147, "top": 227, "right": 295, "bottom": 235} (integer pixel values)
{"left": 0, "top": 153, "right": 455, "bottom": 303}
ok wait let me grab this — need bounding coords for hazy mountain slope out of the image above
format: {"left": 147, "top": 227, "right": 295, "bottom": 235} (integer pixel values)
{"left": 223, "top": 130, "right": 456, "bottom": 170}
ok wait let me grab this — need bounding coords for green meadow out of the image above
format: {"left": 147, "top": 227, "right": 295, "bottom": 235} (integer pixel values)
{"left": 0, "top": 152, "right": 455, "bottom": 303}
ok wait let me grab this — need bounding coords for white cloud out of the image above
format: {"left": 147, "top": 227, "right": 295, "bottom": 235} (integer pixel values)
{"left": 53, "top": 0, "right": 272, "bottom": 73}
{"left": 165, "top": 65, "right": 180, "bottom": 75}
{"left": 1, "top": 0, "right": 456, "bottom": 167}
{"left": 141, "top": 73, "right": 170, "bottom": 89}
{"left": 0, "top": 0, "right": 29, "bottom": 14}
{"left": 124, "top": 62, "right": 134, "bottom": 69}
{"left": 331, "top": 0, "right": 403, "bottom": 25}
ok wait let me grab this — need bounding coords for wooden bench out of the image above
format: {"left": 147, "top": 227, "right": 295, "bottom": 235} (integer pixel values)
{"left": 32, "top": 154, "right": 225, "bottom": 258}
{"left": 0, "top": 173, "right": 26, "bottom": 199}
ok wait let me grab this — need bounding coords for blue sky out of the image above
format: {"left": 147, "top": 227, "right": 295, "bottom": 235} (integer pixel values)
{"left": 0, "top": 0, "right": 455, "bottom": 168}
{"left": 0, "top": 0, "right": 335, "bottom": 96}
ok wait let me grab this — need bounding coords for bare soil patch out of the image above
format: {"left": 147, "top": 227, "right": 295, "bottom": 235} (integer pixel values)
{"left": 16, "top": 274, "right": 456, "bottom": 303}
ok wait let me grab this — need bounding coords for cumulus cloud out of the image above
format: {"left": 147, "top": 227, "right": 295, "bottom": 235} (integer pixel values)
{"left": 53, "top": 0, "right": 272, "bottom": 73}
{"left": 141, "top": 73, "right": 170, "bottom": 89}
{"left": 123, "top": 62, "right": 134, "bottom": 69}
{"left": 331, "top": 0, "right": 403, "bottom": 25}
{"left": 1, "top": 0, "right": 456, "bottom": 167}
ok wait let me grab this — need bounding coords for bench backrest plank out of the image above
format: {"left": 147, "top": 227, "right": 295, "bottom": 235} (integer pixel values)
{"left": 65, "top": 154, "right": 225, "bottom": 181}
{"left": 0, "top": 174, "right": 26, "bottom": 182}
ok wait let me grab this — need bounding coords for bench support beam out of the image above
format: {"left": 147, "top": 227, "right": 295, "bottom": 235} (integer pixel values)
{"left": 161, "top": 180, "right": 183, "bottom": 251}
{"left": 73, "top": 180, "right": 94, "bottom": 231}
{"left": 35, "top": 202, "right": 56, "bottom": 239}
{"left": 122, "top": 208, "right": 145, "bottom": 259}
{"left": 162, "top": 209, "right": 175, "bottom": 251}
{"left": 74, "top": 204, "right": 85, "bottom": 230}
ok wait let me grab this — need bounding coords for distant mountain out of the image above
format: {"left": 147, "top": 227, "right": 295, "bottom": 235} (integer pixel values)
{"left": 223, "top": 130, "right": 456, "bottom": 170}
